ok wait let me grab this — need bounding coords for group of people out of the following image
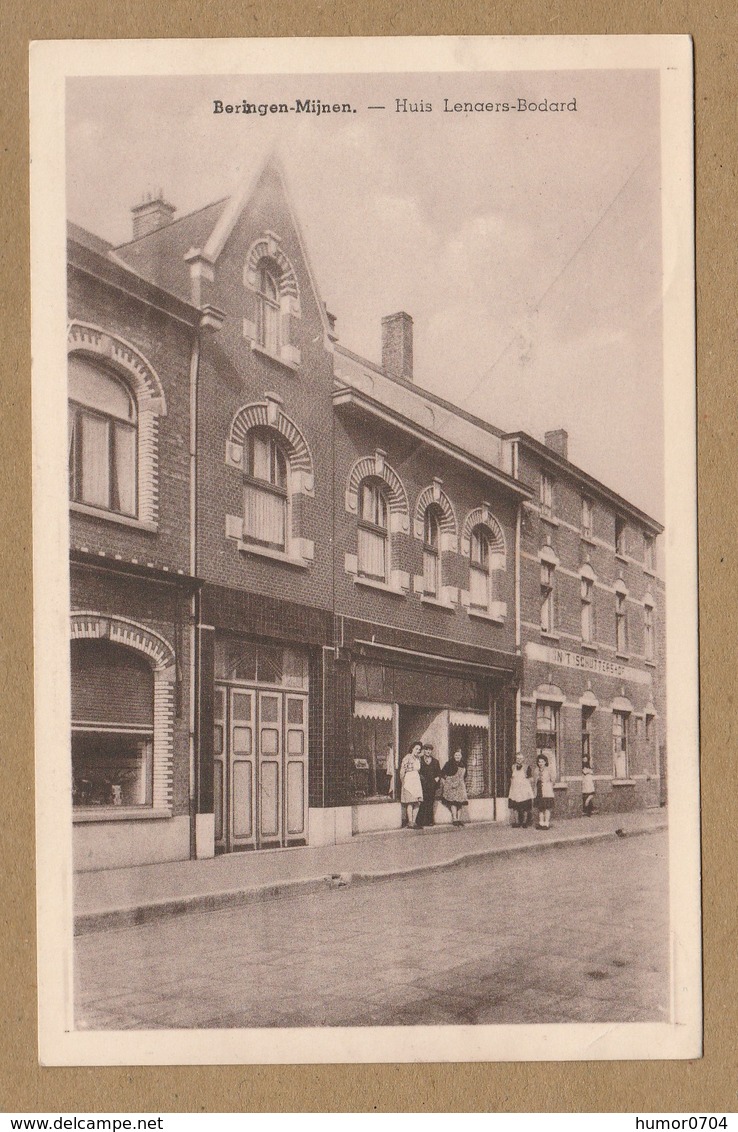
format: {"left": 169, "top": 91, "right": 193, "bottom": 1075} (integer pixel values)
{"left": 399, "top": 741, "right": 469, "bottom": 828}
{"left": 508, "top": 751, "right": 596, "bottom": 828}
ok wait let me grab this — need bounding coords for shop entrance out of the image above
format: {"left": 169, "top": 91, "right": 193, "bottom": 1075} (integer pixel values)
{"left": 213, "top": 684, "right": 308, "bottom": 851}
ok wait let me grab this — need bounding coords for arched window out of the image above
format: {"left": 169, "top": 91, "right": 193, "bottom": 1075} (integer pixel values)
{"left": 256, "top": 264, "right": 281, "bottom": 355}
{"left": 244, "top": 428, "right": 289, "bottom": 551}
{"left": 68, "top": 355, "right": 137, "bottom": 517}
{"left": 422, "top": 506, "right": 442, "bottom": 597}
{"left": 469, "top": 524, "right": 493, "bottom": 610}
{"left": 358, "top": 479, "right": 389, "bottom": 581}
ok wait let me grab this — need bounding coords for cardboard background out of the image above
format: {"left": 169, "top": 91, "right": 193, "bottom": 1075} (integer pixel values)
{"left": 2, "top": 3, "right": 734, "bottom": 1112}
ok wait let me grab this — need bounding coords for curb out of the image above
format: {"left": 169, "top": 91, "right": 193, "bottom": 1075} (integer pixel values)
{"left": 74, "top": 820, "right": 667, "bottom": 936}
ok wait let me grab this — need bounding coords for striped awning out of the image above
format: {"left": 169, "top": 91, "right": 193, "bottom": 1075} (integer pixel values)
{"left": 449, "top": 710, "right": 488, "bottom": 728}
{"left": 354, "top": 700, "right": 393, "bottom": 721}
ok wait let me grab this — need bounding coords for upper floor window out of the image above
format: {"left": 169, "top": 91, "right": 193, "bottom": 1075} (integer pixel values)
{"left": 244, "top": 429, "right": 289, "bottom": 550}
{"left": 256, "top": 265, "right": 281, "bottom": 355}
{"left": 469, "top": 525, "right": 494, "bottom": 610}
{"left": 615, "top": 589, "right": 628, "bottom": 654}
{"left": 615, "top": 515, "right": 627, "bottom": 557}
{"left": 68, "top": 355, "right": 137, "bottom": 517}
{"left": 644, "top": 533, "right": 656, "bottom": 572}
{"left": 422, "top": 506, "right": 442, "bottom": 597}
{"left": 539, "top": 472, "right": 554, "bottom": 518}
{"left": 581, "top": 574, "right": 594, "bottom": 643}
{"left": 581, "top": 496, "right": 593, "bottom": 539}
{"left": 644, "top": 602, "right": 655, "bottom": 661}
{"left": 358, "top": 479, "right": 389, "bottom": 582}
{"left": 540, "top": 560, "right": 555, "bottom": 633}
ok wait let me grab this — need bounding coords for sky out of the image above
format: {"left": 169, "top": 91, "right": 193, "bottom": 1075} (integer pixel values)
{"left": 66, "top": 68, "right": 664, "bottom": 520}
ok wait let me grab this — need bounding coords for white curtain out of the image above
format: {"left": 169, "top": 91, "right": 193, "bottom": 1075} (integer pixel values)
{"left": 423, "top": 550, "right": 439, "bottom": 595}
{"left": 244, "top": 482, "right": 286, "bottom": 547}
{"left": 358, "top": 527, "right": 386, "bottom": 579}
{"left": 81, "top": 415, "right": 109, "bottom": 507}
{"left": 114, "top": 424, "right": 136, "bottom": 515}
{"left": 470, "top": 564, "right": 488, "bottom": 608}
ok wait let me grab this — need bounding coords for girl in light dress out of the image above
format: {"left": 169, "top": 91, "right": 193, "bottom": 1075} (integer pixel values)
{"left": 399, "top": 741, "right": 424, "bottom": 828}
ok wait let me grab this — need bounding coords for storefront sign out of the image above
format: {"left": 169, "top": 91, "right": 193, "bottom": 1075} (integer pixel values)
{"left": 525, "top": 642, "right": 652, "bottom": 686}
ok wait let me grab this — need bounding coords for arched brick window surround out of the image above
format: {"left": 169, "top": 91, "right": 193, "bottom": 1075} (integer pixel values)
{"left": 346, "top": 450, "right": 409, "bottom": 533}
{"left": 244, "top": 233, "right": 301, "bottom": 312}
{"left": 67, "top": 322, "right": 167, "bottom": 527}
{"left": 70, "top": 612, "right": 176, "bottom": 812}
{"left": 225, "top": 395, "right": 314, "bottom": 497}
{"left": 461, "top": 506, "right": 506, "bottom": 560}
{"left": 414, "top": 480, "right": 458, "bottom": 550}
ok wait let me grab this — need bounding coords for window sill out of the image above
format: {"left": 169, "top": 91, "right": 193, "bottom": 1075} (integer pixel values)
{"left": 468, "top": 608, "right": 505, "bottom": 625}
{"left": 615, "top": 653, "right": 630, "bottom": 662}
{"left": 644, "top": 659, "right": 657, "bottom": 668}
{"left": 581, "top": 642, "right": 598, "bottom": 652}
{"left": 580, "top": 533, "right": 597, "bottom": 546}
{"left": 250, "top": 342, "right": 299, "bottom": 372}
{"left": 421, "top": 595, "right": 456, "bottom": 612}
{"left": 237, "top": 541, "right": 309, "bottom": 569}
{"left": 644, "top": 567, "right": 657, "bottom": 578}
{"left": 354, "top": 576, "right": 406, "bottom": 598}
{"left": 540, "top": 631, "right": 560, "bottom": 642}
{"left": 612, "top": 779, "right": 636, "bottom": 787}
{"left": 70, "top": 502, "right": 157, "bottom": 533}
{"left": 615, "top": 552, "right": 628, "bottom": 564}
{"left": 73, "top": 808, "right": 172, "bottom": 823}
{"left": 540, "top": 513, "right": 560, "bottom": 528}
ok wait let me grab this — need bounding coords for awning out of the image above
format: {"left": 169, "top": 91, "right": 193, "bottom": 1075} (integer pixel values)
{"left": 449, "top": 710, "right": 489, "bottom": 729}
{"left": 354, "top": 700, "right": 393, "bottom": 721}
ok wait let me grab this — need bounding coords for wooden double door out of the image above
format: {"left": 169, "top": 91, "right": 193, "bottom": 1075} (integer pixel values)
{"left": 214, "top": 683, "right": 308, "bottom": 851}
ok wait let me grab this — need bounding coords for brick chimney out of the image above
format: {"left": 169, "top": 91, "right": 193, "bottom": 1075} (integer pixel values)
{"left": 544, "top": 429, "right": 569, "bottom": 460}
{"left": 131, "top": 193, "right": 176, "bottom": 240}
{"left": 382, "top": 312, "right": 413, "bottom": 382}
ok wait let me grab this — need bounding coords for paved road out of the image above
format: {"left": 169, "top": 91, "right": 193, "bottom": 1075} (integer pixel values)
{"left": 75, "top": 830, "right": 669, "bottom": 1029}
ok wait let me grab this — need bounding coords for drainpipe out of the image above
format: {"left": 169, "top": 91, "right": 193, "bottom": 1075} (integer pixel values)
{"left": 513, "top": 440, "right": 522, "bottom": 753}
{"left": 188, "top": 329, "right": 200, "bottom": 859}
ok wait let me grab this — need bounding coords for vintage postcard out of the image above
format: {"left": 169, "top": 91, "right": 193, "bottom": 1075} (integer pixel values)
{"left": 30, "top": 35, "right": 699, "bottom": 1064}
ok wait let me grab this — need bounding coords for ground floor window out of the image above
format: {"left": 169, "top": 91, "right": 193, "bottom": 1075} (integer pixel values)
{"left": 352, "top": 708, "right": 394, "bottom": 799}
{"left": 449, "top": 723, "right": 489, "bottom": 798}
{"left": 613, "top": 710, "right": 630, "bottom": 778}
{"left": 536, "top": 701, "right": 560, "bottom": 779}
{"left": 581, "top": 706, "right": 595, "bottom": 766}
{"left": 72, "top": 730, "right": 153, "bottom": 807}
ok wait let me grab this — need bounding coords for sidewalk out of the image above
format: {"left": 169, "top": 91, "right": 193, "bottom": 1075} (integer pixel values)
{"left": 74, "top": 807, "right": 668, "bottom": 935}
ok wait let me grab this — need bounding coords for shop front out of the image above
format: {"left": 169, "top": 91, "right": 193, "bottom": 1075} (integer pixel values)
{"left": 349, "top": 651, "right": 516, "bottom": 833}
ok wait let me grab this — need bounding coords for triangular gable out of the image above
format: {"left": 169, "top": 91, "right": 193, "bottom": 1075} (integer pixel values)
{"left": 201, "top": 152, "right": 333, "bottom": 344}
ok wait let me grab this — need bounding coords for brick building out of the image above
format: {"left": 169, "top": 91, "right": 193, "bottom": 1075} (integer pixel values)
{"left": 67, "top": 157, "right": 666, "bottom": 869}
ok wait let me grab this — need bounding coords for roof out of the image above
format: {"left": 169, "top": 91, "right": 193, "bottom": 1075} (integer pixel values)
{"left": 67, "top": 221, "right": 114, "bottom": 257}
{"left": 111, "top": 198, "right": 228, "bottom": 303}
{"left": 505, "top": 430, "right": 664, "bottom": 533}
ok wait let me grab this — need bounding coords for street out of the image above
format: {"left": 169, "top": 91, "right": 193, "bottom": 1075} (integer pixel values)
{"left": 75, "top": 829, "right": 669, "bottom": 1029}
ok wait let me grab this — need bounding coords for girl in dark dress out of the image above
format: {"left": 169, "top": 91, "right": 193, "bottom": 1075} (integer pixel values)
{"left": 416, "top": 744, "right": 441, "bottom": 828}
{"left": 440, "top": 749, "right": 469, "bottom": 826}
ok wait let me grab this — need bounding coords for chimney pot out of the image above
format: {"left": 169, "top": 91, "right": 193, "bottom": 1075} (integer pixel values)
{"left": 131, "top": 194, "right": 176, "bottom": 240}
{"left": 382, "top": 311, "right": 413, "bottom": 382}
{"left": 544, "top": 429, "right": 569, "bottom": 460}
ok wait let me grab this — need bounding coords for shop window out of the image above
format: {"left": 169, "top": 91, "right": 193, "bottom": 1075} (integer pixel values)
{"left": 68, "top": 355, "right": 137, "bottom": 518}
{"left": 470, "top": 525, "right": 495, "bottom": 611}
{"left": 540, "top": 472, "right": 554, "bottom": 518}
{"left": 581, "top": 496, "right": 593, "bottom": 539}
{"left": 613, "top": 711, "right": 630, "bottom": 778}
{"left": 644, "top": 602, "right": 655, "bottom": 660}
{"left": 256, "top": 264, "right": 281, "bottom": 355}
{"left": 422, "top": 506, "right": 441, "bottom": 597}
{"left": 581, "top": 574, "right": 594, "bottom": 642}
{"left": 450, "top": 723, "right": 489, "bottom": 798}
{"left": 540, "top": 561, "right": 555, "bottom": 633}
{"left": 71, "top": 638, "right": 154, "bottom": 809}
{"left": 581, "top": 706, "right": 595, "bottom": 766}
{"left": 358, "top": 479, "right": 389, "bottom": 581}
{"left": 352, "top": 711, "right": 394, "bottom": 800}
{"left": 243, "top": 428, "right": 289, "bottom": 551}
{"left": 616, "top": 590, "right": 628, "bottom": 654}
{"left": 536, "top": 701, "right": 560, "bottom": 779}
{"left": 615, "top": 515, "right": 627, "bottom": 556}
